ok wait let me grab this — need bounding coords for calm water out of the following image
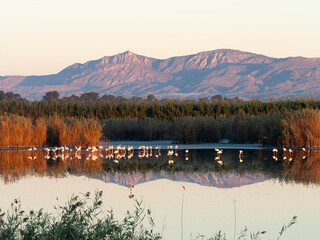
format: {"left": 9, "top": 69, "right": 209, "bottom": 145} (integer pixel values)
{"left": 0, "top": 144, "right": 320, "bottom": 239}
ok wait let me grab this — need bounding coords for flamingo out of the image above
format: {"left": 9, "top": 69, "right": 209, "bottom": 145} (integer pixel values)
{"left": 272, "top": 149, "right": 278, "bottom": 158}
{"left": 239, "top": 150, "right": 244, "bottom": 162}
{"left": 185, "top": 149, "right": 189, "bottom": 160}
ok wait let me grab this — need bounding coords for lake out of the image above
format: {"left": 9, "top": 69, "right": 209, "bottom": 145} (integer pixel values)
{"left": 0, "top": 143, "right": 319, "bottom": 239}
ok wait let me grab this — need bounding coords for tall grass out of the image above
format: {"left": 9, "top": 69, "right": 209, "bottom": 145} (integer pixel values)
{"left": 0, "top": 115, "right": 102, "bottom": 148}
{"left": 281, "top": 110, "right": 320, "bottom": 147}
{"left": 102, "top": 110, "right": 320, "bottom": 147}
{"left": 101, "top": 114, "right": 282, "bottom": 145}
{"left": 0, "top": 191, "right": 161, "bottom": 240}
{"left": 0, "top": 115, "right": 47, "bottom": 148}
{"left": 46, "top": 117, "right": 102, "bottom": 146}
{"left": 2, "top": 109, "right": 320, "bottom": 147}
{"left": 0, "top": 192, "right": 297, "bottom": 240}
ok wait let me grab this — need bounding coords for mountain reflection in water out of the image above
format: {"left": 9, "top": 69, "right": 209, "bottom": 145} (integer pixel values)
{"left": 0, "top": 148, "right": 319, "bottom": 187}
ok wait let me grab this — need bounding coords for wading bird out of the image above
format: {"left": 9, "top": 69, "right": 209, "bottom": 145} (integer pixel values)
{"left": 239, "top": 150, "right": 244, "bottom": 162}
{"left": 185, "top": 150, "right": 189, "bottom": 160}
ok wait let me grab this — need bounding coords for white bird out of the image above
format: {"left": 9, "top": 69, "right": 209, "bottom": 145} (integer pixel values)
{"left": 92, "top": 146, "right": 98, "bottom": 152}
{"left": 239, "top": 150, "right": 244, "bottom": 162}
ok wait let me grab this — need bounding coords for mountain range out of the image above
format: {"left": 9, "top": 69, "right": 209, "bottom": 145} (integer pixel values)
{"left": 1, "top": 49, "right": 320, "bottom": 99}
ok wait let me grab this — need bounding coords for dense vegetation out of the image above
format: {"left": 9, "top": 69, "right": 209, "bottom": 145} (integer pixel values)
{"left": 0, "top": 115, "right": 101, "bottom": 148}
{"left": 1, "top": 91, "right": 319, "bottom": 120}
{"left": 1, "top": 90, "right": 320, "bottom": 146}
{"left": 0, "top": 191, "right": 297, "bottom": 240}
{"left": 0, "top": 191, "right": 161, "bottom": 240}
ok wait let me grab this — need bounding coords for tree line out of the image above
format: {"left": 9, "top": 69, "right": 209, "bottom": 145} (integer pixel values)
{"left": 1, "top": 90, "right": 320, "bottom": 147}
{"left": 0, "top": 91, "right": 319, "bottom": 120}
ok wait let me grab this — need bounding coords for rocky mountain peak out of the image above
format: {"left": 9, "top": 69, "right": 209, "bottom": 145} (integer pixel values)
{"left": 1, "top": 49, "right": 320, "bottom": 99}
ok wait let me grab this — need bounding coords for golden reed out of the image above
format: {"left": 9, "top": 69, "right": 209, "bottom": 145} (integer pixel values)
{"left": 0, "top": 115, "right": 102, "bottom": 148}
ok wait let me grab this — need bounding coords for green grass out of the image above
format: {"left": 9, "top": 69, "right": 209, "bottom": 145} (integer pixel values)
{"left": 0, "top": 191, "right": 161, "bottom": 240}
{"left": 0, "top": 192, "right": 297, "bottom": 240}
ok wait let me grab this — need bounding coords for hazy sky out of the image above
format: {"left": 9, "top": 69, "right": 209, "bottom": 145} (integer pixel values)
{"left": 1, "top": 0, "right": 320, "bottom": 75}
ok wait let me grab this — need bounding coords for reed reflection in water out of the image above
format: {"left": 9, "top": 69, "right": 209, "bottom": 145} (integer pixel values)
{"left": 0, "top": 147, "right": 320, "bottom": 186}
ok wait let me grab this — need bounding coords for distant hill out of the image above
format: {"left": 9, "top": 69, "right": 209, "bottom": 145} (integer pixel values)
{"left": 1, "top": 49, "right": 320, "bottom": 99}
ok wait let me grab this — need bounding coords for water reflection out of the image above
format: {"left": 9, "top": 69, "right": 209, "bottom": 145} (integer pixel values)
{"left": 0, "top": 148, "right": 319, "bottom": 186}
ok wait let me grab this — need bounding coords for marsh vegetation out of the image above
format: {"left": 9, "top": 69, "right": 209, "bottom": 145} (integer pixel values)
{"left": 0, "top": 115, "right": 101, "bottom": 148}
{"left": 1, "top": 91, "right": 320, "bottom": 147}
{"left": 0, "top": 191, "right": 297, "bottom": 240}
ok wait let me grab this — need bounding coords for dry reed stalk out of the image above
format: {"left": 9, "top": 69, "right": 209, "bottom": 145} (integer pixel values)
{"left": 0, "top": 114, "right": 103, "bottom": 147}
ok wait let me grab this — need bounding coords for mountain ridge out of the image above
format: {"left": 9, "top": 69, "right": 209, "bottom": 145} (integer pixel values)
{"left": 1, "top": 49, "right": 320, "bottom": 99}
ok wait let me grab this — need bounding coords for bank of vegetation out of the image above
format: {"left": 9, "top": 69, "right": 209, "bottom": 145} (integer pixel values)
{"left": 0, "top": 115, "right": 101, "bottom": 148}
{"left": 0, "top": 191, "right": 297, "bottom": 240}
{"left": 1, "top": 90, "right": 320, "bottom": 147}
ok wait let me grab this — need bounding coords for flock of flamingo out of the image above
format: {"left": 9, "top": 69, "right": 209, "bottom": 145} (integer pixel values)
{"left": 27, "top": 145, "right": 188, "bottom": 164}
{"left": 26, "top": 145, "right": 308, "bottom": 165}
{"left": 271, "top": 147, "right": 307, "bottom": 161}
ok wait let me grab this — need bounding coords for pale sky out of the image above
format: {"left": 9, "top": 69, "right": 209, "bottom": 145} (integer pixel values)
{"left": 1, "top": 0, "right": 320, "bottom": 75}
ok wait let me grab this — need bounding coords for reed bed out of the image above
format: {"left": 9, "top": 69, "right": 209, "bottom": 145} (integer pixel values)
{"left": 0, "top": 115, "right": 102, "bottom": 148}
{"left": 101, "top": 114, "right": 282, "bottom": 145}
{"left": 46, "top": 117, "right": 102, "bottom": 146}
{"left": 1, "top": 109, "right": 320, "bottom": 147}
{"left": 102, "top": 110, "right": 320, "bottom": 147}
{"left": 281, "top": 109, "right": 320, "bottom": 147}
